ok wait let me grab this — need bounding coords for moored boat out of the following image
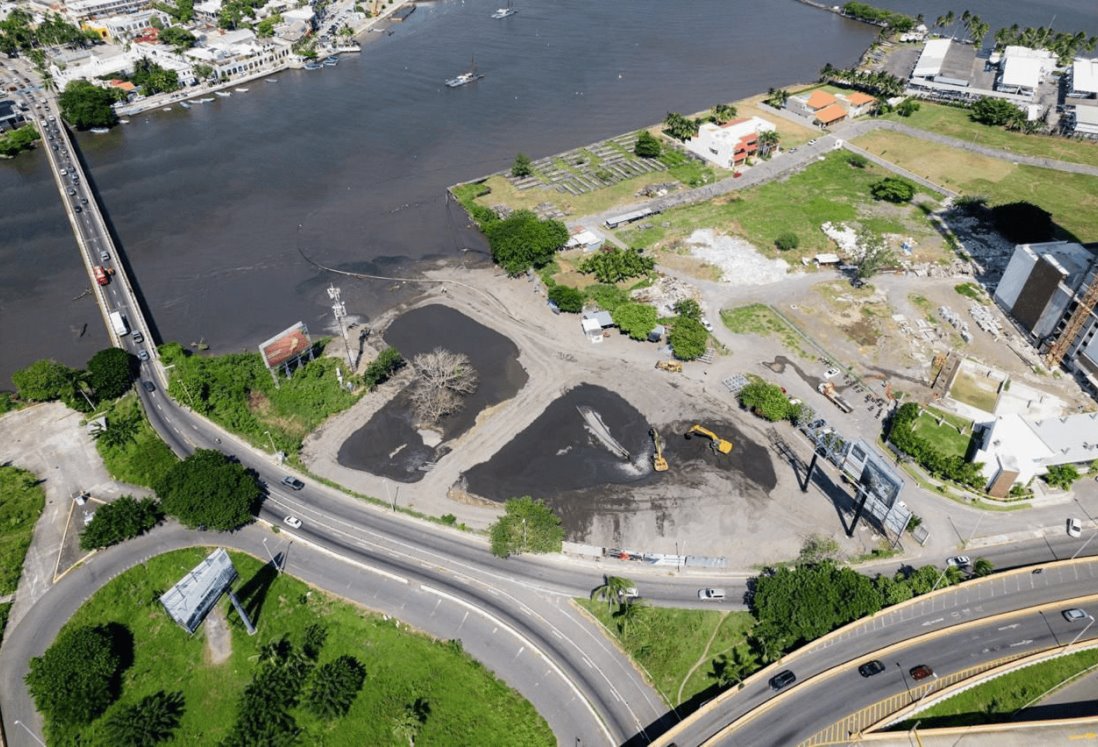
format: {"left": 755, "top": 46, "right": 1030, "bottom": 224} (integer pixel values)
{"left": 445, "top": 56, "right": 484, "bottom": 88}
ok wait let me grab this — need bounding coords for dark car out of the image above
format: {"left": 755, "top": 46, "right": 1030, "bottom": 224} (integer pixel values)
{"left": 910, "top": 665, "right": 934, "bottom": 681}
{"left": 281, "top": 476, "right": 305, "bottom": 491}
{"left": 132, "top": 331, "right": 144, "bottom": 343}
{"left": 141, "top": 380, "right": 155, "bottom": 393}
{"left": 769, "top": 670, "right": 796, "bottom": 691}
{"left": 858, "top": 660, "right": 886, "bottom": 678}
{"left": 137, "top": 349, "right": 149, "bottom": 362}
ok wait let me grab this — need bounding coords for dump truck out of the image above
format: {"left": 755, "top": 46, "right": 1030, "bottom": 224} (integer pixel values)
{"left": 655, "top": 360, "right": 683, "bottom": 373}
{"left": 650, "top": 428, "right": 668, "bottom": 472}
{"left": 818, "top": 381, "right": 853, "bottom": 413}
{"left": 93, "top": 265, "right": 111, "bottom": 286}
{"left": 685, "top": 424, "right": 733, "bottom": 454}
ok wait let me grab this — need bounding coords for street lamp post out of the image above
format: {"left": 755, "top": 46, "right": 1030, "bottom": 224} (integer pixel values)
{"left": 915, "top": 673, "right": 940, "bottom": 708}
{"left": 13, "top": 720, "right": 47, "bottom": 747}
{"left": 522, "top": 518, "right": 528, "bottom": 549}
{"left": 261, "top": 536, "right": 282, "bottom": 575}
{"left": 263, "top": 430, "right": 277, "bottom": 454}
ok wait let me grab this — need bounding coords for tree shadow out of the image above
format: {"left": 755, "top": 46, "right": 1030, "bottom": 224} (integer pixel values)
{"left": 103, "top": 621, "right": 135, "bottom": 701}
{"left": 230, "top": 561, "right": 279, "bottom": 629}
{"left": 623, "top": 682, "right": 727, "bottom": 747}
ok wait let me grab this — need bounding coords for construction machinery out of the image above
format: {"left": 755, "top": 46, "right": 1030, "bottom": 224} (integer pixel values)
{"left": 685, "top": 424, "right": 733, "bottom": 455}
{"left": 655, "top": 360, "right": 683, "bottom": 373}
{"left": 650, "top": 428, "right": 669, "bottom": 472}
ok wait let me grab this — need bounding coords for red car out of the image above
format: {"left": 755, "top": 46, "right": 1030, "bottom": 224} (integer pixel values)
{"left": 910, "top": 665, "right": 934, "bottom": 681}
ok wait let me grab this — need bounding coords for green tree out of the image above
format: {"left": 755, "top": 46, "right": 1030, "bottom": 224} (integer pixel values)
{"left": 711, "top": 103, "right": 737, "bottom": 124}
{"left": 548, "top": 284, "right": 584, "bottom": 313}
{"left": 132, "top": 57, "right": 180, "bottom": 95}
{"left": 362, "top": 347, "right": 404, "bottom": 390}
{"left": 669, "top": 316, "right": 708, "bottom": 361}
{"left": 971, "top": 96, "right": 1023, "bottom": 126}
{"left": 25, "top": 624, "right": 121, "bottom": 727}
{"left": 80, "top": 495, "right": 162, "bottom": 550}
{"left": 157, "top": 25, "right": 196, "bottom": 50}
{"left": 102, "top": 690, "right": 185, "bottom": 746}
{"left": 869, "top": 177, "right": 915, "bottom": 203}
{"left": 484, "top": 210, "right": 568, "bottom": 275}
{"left": 611, "top": 597, "right": 643, "bottom": 636}
{"left": 774, "top": 232, "right": 799, "bottom": 251}
{"left": 154, "top": 449, "right": 258, "bottom": 530}
{"left": 256, "top": 14, "right": 281, "bottom": 37}
{"left": 93, "top": 409, "right": 140, "bottom": 448}
{"left": 757, "top": 129, "right": 780, "bottom": 158}
{"left": 672, "top": 299, "right": 702, "bottom": 321}
{"left": 611, "top": 302, "right": 658, "bottom": 341}
{"left": 634, "top": 130, "right": 662, "bottom": 158}
{"left": 511, "top": 152, "right": 533, "bottom": 178}
{"left": 590, "top": 575, "right": 635, "bottom": 611}
{"left": 0, "top": 124, "right": 40, "bottom": 157}
{"left": 12, "top": 358, "right": 79, "bottom": 402}
{"left": 585, "top": 283, "right": 630, "bottom": 312}
{"left": 855, "top": 231, "right": 897, "bottom": 280}
{"left": 304, "top": 655, "right": 366, "bottom": 720}
{"left": 488, "top": 496, "right": 564, "bottom": 558}
{"left": 663, "top": 111, "right": 701, "bottom": 141}
{"left": 738, "top": 380, "right": 793, "bottom": 421}
{"left": 709, "top": 648, "right": 751, "bottom": 690}
{"left": 896, "top": 98, "right": 921, "bottom": 117}
{"left": 87, "top": 347, "right": 137, "bottom": 400}
{"left": 192, "top": 62, "right": 215, "bottom": 80}
{"left": 392, "top": 698, "right": 430, "bottom": 746}
{"left": 59, "top": 80, "right": 119, "bottom": 129}
{"left": 1044, "top": 464, "right": 1080, "bottom": 490}
{"left": 578, "top": 247, "right": 654, "bottom": 283}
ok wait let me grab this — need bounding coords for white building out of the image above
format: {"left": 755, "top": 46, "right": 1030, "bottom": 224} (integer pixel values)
{"left": 973, "top": 412, "right": 1098, "bottom": 496}
{"left": 683, "top": 116, "right": 776, "bottom": 168}
{"left": 281, "top": 6, "right": 314, "bottom": 29}
{"left": 65, "top": 0, "right": 149, "bottom": 21}
{"left": 1069, "top": 57, "right": 1098, "bottom": 98}
{"left": 997, "top": 46, "right": 1056, "bottom": 97}
{"left": 1066, "top": 58, "right": 1098, "bottom": 136}
{"left": 186, "top": 31, "right": 292, "bottom": 81}
{"left": 134, "top": 42, "right": 197, "bottom": 85}
{"left": 193, "top": 0, "right": 221, "bottom": 23}
{"left": 96, "top": 9, "right": 169, "bottom": 40}
{"left": 50, "top": 45, "right": 133, "bottom": 86}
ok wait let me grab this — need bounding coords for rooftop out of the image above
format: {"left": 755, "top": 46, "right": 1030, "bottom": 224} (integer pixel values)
{"left": 804, "top": 90, "right": 837, "bottom": 110}
{"left": 1001, "top": 55, "right": 1043, "bottom": 91}
{"left": 813, "top": 103, "right": 847, "bottom": 124}
{"left": 843, "top": 91, "right": 876, "bottom": 106}
{"left": 1029, "top": 412, "right": 1098, "bottom": 465}
{"left": 1073, "top": 57, "right": 1098, "bottom": 95}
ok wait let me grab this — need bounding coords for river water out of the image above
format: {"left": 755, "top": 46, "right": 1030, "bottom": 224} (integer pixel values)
{"left": 1, "top": 0, "right": 887, "bottom": 387}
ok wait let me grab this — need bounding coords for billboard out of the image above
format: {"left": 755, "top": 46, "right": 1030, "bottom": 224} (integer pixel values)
{"left": 160, "top": 548, "right": 239, "bottom": 634}
{"left": 258, "top": 322, "right": 313, "bottom": 370}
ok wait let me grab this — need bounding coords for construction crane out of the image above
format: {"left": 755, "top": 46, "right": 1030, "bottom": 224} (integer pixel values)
{"left": 650, "top": 428, "right": 668, "bottom": 472}
{"left": 684, "top": 424, "right": 733, "bottom": 455}
{"left": 1044, "top": 262, "right": 1098, "bottom": 369}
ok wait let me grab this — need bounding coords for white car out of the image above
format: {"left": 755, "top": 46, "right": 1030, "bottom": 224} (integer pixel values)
{"left": 698, "top": 588, "right": 726, "bottom": 601}
{"left": 946, "top": 555, "right": 971, "bottom": 569}
{"left": 283, "top": 515, "right": 302, "bottom": 529}
{"left": 824, "top": 367, "right": 841, "bottom": 380}
{"left": 1068, "top": 518, "right": 1082, "bottom": 538}
{"left": 701, "top": 319, "right": 714, "bottom": 332}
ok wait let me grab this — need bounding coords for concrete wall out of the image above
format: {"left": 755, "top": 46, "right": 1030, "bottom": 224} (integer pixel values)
{"left": 993, "top": 245, "right": 1035, "bottom": 310}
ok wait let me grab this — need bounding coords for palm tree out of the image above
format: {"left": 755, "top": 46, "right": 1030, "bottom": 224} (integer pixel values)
{"left": 757, "top": 130, "right": 780, "bottom": 158}
{"left": 972, "top": 558, "right": 994, "bottom": 577}
{"left": 591, "top": 575, "right": 634, "bottom": 611}
{"left": 612, "top": 597, "right": 643, "bottom": 636}
{"left": 709, "top": 648, "right": 751, "bottom": 690}
{"left": 712, "top": 103, "right": 737, "bottom": 124}
{"left": 94, "top": 410, "right": 140, "bottom": 448}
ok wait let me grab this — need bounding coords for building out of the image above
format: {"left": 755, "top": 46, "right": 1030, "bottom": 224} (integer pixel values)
{"left": 972, "top": 412, "right": 1098, "bottom": 497}
{"left": 997, "top": 46, "right": 1055, "bottom": 97}
{"left": 1066, "top": 58, "right": 1098, "bottom": 137}
{"left": 193, "top": 0, "right": 221, "bottom": 24}
{"left": 565, "top": 227, "right": 604, "bottom": 252}
{"left": 281, "top": 6, "right": 314, "bottom": 30}
{"left": 786, "top": 90, "right": 851, "bottom": 127}
{"left": 50, "top": 45, "right": 133, "bottom": 87}
{"left": 682, "top": 116, "right": 777, "bottom": 168}
{"left": 994, "top": 241, "right": 1098, "bottom": 393}
{"left": 836, "top": 91, "right": 877, "bottom": 117}
{"left": 65, "top": 0, "right": 150, "bottom": 21}
{"left": 135, "top": 41, "right": 197, "bottom": 85}
{"left": 96, "top": 9, "right": 169, "bottom": 40}
{"left": 1069, "top": 57, "right": 1098, "bottom": 99}
{"left": 907, "top": 38, "right": 1037, "bottom": 109}
{"left": 186, "top": 30, "right": 292, "bottom": 81}
{"left": 0, "top": 98, "right": 23, "bottom": 131}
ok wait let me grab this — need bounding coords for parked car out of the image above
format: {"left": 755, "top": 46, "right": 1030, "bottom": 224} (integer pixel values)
{"left": 281, "top": 476, "right": 305, "bottom": 491}
{"left": 824, "top": 367, "right": 841, "bottom": 379}
{"left": 909, "top": 665, "right": 934, "bottom": 681}
{"left": 698, "top": 588, "right": 726, "bottom": 601}
{"left": 701, "top": 319, "right": 714, "bottom": 332}
{"left": 283, "top": 515, "right": 302, "bottom": 529}
{"left": 1063, "top": 608, "right": 1089, "bottom": 622}
{"left": 769, "top": 670, "right": 796, "bottom": 691}
{"left": 1068, "top": 518, "right": 1082, "bottom": 538}
{"left": 946, "top": 555, "right": 971, "bottom": 569}
{"left": 858, "top": 659, "right": 886, "bottom": 678}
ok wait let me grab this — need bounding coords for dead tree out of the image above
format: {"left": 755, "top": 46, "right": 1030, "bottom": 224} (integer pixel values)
{"left": 409, "top": 348, "right": 478, "bottom": 424}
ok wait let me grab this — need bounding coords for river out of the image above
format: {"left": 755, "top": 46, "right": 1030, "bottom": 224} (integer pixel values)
{"left": 1, "top": 0, "right": 885, "bottom": 387}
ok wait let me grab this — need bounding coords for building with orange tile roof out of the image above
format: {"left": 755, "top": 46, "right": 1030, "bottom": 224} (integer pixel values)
{"left": 812, "top": 103, "right": 847, "bottom": 126}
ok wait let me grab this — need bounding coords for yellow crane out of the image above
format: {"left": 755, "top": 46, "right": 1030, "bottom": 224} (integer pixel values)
{"left": 650, "top": 428, "right": 669, "bottom": 472}
{"left": 685, "top": 424, "right": 733, "bottom": 455}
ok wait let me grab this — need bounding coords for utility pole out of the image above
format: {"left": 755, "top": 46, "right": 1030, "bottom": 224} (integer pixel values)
{"left": 327, "top": 284, "right": 355, "bottom": 370}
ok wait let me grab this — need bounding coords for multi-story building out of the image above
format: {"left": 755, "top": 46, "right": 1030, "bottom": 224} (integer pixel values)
{"left": 682, "top": 116, "right": 777, "bottom": 168}
{"left": 65, "top": 0, "right": 150, "bottom": 21}
{"left": 1066, "top": 57, "right": 1098, "bottom": 137}
{"left": 185, "top": 30, "right": 292, "bottom": 81}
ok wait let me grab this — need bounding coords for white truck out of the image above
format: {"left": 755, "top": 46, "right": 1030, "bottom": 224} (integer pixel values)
{"left": 109, "top": 311, "right": 129, "bottom": 337}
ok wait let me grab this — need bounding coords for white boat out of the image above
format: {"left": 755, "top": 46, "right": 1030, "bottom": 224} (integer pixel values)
{"left": 234, "top": 87, "right": 249, "bottom": 92}
{"left": 215, "top": 91, "right": 231, "bottom": 97}
{"left": 445, "top": 56, "right": 484, "bottom": 88}
{"left": 199, "top": 97, "right": 215, "bottom": 103}
{"left": 491, "top": 1, "right": 516, "bottom": 18}
{"left": 118, "top": 118, "right": 130, "bottom": 124}
{"left": 266, "top": 78, "right": 279, "bottom": 83}
{"left": 161, "top": 106, "right": 172, "bottom": 111}
{"left": 180, "top": 101, "right": 191, "bottom": 109}
{"left": 90, "top": 127, "right": 110, "bottom": 134}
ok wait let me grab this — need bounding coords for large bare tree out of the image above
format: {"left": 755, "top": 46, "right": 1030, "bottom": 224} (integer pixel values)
{"left": 408, "top": 348, "right": 478, "bottom": 424}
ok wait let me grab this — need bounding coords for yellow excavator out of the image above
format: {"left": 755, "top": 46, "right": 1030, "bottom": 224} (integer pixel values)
{"left": 650, "top": 428, "right": 669, "bottom": 472}
{"left": 685, "top": 424, "right": 733, "bottom": 455}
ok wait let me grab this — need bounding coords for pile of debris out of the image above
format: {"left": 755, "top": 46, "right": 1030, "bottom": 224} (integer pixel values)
{"left": 821, "top": 221, "right": 860, "bottom": 257}
{"left": 938, "top": 305, "right": 972, "bottom": 342}
{"left": 637, "top": 182, "right": 679, "bottom": 198}
{"left": 631, "top": 274, "right": 698, "bottom": 317}
{"left": 969, "top": 303, "right": 1003, "bottom": 339}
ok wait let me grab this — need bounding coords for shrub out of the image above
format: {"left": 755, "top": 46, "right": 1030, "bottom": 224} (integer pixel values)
{"left": 489, "top": 497, "right": 564, "bottom": 558}
{"left": 585, "top": 284, "right": 630, "bottom": 312}
{"left": 971, "top": 96, "right": 1022, "bottom": 126}
{"left": 672, "top": 299, "right": 702, "bottom": 321}
{"left": 896, "top": 99, "right": 920, "bottom": 117}
{"left": 511, "top": 153, "right": 532, "bottom": 178}
{"left": 548, "top": 285, "right": 584, "bottom": 313}
{"left": 80, "top": 496, "right": 162, "bottom": 550}
{"left": 634, "top": 130, "right": 662, "bottom": 158}
{"left": 578, "top": 248, "right": 654, "bottom": 284}
{"left": 775, "top": 232, "right": 799, "bottom": 251}
{"left": 846, "top": 153, "right": 869, "bottom": 169}
{"left": 611, "top": 303, "right": 658, "bottom": 341}
{"left": 1044, "top": 464, "right": 1080, "bottom": 490}
{"left": 870, "top": 177, "right": 915, "bottom": 203}
{"left": 738, "top": 380, "right": 793, "bottom": 422}
{"left": 669, "top": 317, "right": 708, "bottom": 360}
{"left": 362, "top": 347, "right": 404, "bottom": 390}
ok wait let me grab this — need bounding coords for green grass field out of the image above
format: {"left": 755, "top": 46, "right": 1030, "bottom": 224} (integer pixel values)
{"left": 721, "top": 304, "right": 809, "bottom": 359}
{"left": 886, "top": 101, "right": 1098, "bottom": 169}
{"left": 895, "top": 648, "right": 1098, "bottom": 728}
{"left": 577, "top": 599, "right": 757, "bottom": 706}
{"left": 853, "top": 130, "right": 1098, "bottom": 242}
{"left": 0, "top": 465, "right": 46, "bottom": 596}
{"left": 911, "top": 408, "right": 973, "bottom": 458}
{"left": 617, "top": 151, "right": 941, "bottom": 262}
{"left": 95, "top": 394, "right": 178, "bottom": 488}
{"left": 50, "top": 548, "right": 552, "bottom": 746}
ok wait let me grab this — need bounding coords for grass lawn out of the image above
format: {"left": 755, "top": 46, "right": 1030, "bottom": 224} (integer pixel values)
{"left": 895, "top": 648, "right": 1098, "bottom": 729}
{"left": 615, "top": 151, "right": 942, "bottom": 264}
{"left": 885, "top": 101, "right": 1098, "bottom": 169}
{"left": 576, "top": 599, "right": 757, "bottom": 706}
{"left": 721, "top": 304, "right": 809, "bottom": 359}
{"left": 911, "top": 408, "right": 973, "bottom": 458}
{"left": 95, "top": 393, "right": 178, "bottom": 488}
{"left": 48, "top": 548, "right": 552, "bottom": 746}
{"left": 852, "top": 130, "right": 1098, "bottom": 242}
{"left": 949, "top": 369, "right": 1001, "bottom": 413}
{"left": 0, "top": 465, "right": 46, "bottom": 596}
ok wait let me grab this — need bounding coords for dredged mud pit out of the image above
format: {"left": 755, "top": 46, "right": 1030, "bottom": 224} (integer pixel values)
{"left": 337, "top": 304, "right": 527, "bottom": 481}
{"left": 462, "top": 384, "right": 778, "bottom": 544}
